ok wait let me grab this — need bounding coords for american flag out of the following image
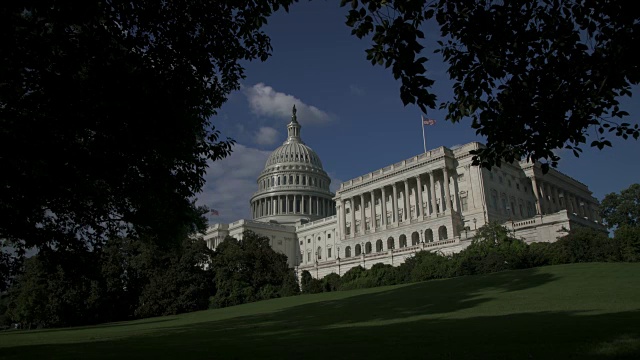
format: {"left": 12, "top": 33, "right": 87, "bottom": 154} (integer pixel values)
{"left": 422, "top": 115, "right": 436, "bottom": 125}
{"left": 210, "top": 209, "right": 219, "bottom": 216}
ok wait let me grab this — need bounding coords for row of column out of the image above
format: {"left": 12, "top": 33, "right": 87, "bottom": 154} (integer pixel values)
{"left": 259, "top": 173, "right": 327, "bottom": 191}
{"left": 252, "top": 194, "right": 334, "bottom": 219}
{"left": 530, "top": 177, "right": 598, "bottom": 220}
{"left": 337, "top": 167, "right": 457, "bottom": 240}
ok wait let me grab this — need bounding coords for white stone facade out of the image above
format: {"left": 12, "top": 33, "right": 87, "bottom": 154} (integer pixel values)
{"left": 203, "top": 107, "right": 605, "bottom": 279}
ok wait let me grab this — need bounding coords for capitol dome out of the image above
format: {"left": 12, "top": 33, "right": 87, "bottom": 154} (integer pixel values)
{"left": 250, "top": 105, "right": 335, "bottom": 225}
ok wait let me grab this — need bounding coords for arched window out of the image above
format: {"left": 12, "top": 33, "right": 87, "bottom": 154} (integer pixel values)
{"left": 411, "top": 231, "right": 420, "bottom": 245}
{"left": 355, "top": 244, "right": 362, "bottom": 256}
{"left": 387, "top": 237, "right": 395, "bottom": 249}
{"left": 425, "top": 229, "right": 434, "bottom": 243}
{"left": 438, "top": 226, "right": 448, "bottom": 240}
{"left": 376, "top": 239, "right": 383, "bottom": 252}
{"left": 365, "top": 242, "right": 372, "bottom": 254}
{"left": 399, "top": 234, "right": 407, "bottom": 248}
{"left": 345, "top": 246, "right": 352, "bottom": 258}
{"left": 317, "top": 246, "right": 322, "bottom": 260}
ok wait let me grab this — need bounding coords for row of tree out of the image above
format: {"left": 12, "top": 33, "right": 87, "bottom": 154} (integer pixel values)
{"left": 301, "top": 223, "right": 640, "bottom": 294}
{"left": 0, "top": 231, "right": 296, "bottom": 329}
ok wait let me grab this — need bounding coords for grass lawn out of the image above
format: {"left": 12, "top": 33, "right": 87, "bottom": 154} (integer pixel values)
{"left": 1, "top": 263, "right": 640, "bottom": 359}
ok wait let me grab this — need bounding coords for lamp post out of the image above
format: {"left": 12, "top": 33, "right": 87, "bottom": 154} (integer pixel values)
{"left": 361, "top": 242, "right": 365, "bottom": 269}
{"left": 315, "top": 249, "right": 318, "bottom": 278}
{"left": 473, "top": 217, "right": 477, "bottom": 230}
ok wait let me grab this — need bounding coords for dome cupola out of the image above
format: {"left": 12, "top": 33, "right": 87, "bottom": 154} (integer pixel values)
{"left": 250, "top": 105, "right": 335, "bottom": 225}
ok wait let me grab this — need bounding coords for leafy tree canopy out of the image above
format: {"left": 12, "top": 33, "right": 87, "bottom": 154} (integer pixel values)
{"left": 342, "top": 0, "right": 639, "bottom": 171}
{"left": 0, "top": 1, "right": 293, "bottom": 249}
{"left": 600, "top": 183, "right": 640, "bottom": 229}
{"left": 209, "top": 231, "right": 298, "bottom": 308}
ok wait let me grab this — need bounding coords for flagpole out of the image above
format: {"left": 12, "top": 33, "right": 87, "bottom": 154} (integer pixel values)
{"left": 421, "top": 115, "right": 427, "bottom": 153}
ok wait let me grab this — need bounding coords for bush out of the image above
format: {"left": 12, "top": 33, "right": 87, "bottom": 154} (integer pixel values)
{"left": 547, "top": 227, "right": 617, "bottom": 264}
{"left": 300, "top": 270, "right": 323, "bottom": 294}
{"left": 322, "top": 273, "right": 341, "bottom": 292}
{"left": 409, "top": 251, "right": 452, "bottom": 282}
{"left": 614, "top": 226, "right": 640, "bottom": 262}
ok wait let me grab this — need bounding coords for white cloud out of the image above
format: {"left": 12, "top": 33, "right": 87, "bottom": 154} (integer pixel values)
{"left": 349, "top": 84, "right": 365, "bottom": 96}
{"left": 196, "top": 144, "right": 270, "bottom": 224}
{"left": 254, "top": 126, "right": 280, "bottom": 145}
{"left": 244, "top": 83, "right": 334, "bottom": 125}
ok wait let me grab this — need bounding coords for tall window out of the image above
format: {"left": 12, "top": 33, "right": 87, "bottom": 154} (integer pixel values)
{"left": 317, "top": 246, "right": 322, "bottom": 260}
{"left": 461, "top": 196, "right": 468, "bottom": 212}
{"left": 328, "top": 248, "right": 332, "bottom": 258}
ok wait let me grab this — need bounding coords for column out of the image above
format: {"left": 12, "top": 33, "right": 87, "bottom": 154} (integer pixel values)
{"left": 360, "top": 194, "right": 366, "bottom": 233}
{"left": 403, "top": 179, "right": 409, "bottom": 221}
{"left": 340, "top": 200, "right": 347, "bottom": 240}
{"left": 381, "top": 186, "right": 387, "bottom": 226}
{"left": 530, "top": 176, "right": 542, "bottom": 215}
{"left": 370, "top": 190, "right": 376, "bottom": 231}
{"left": 316, "top": 197, "right": 320, "bottom": 216}
{"left": 323, "top": 198, "right": 326, "bottom": 217}
{"left": 336, "top": 200, "right": 343, "bottom": 240}
{"left": 301, "top": 195, "right": 305, "bottom": 214}
{"left": 443, "top": 167, "right": 453, "bottom": 212}
{"left": 553, "top": 185, "right": 560, "bottom": 213}
{"left": 540, "top": 180, "right": 549, "bottom": 214}
{"left": 349, "top": 198, "right": 356, "bottom": 238}
{"left": 416, "top": 175, "right": 423, "bottom": 218}
{"left": 267, "top": 197, "right": 271, "bottom": 215}
{"left": 429, "top": 171, "right": 436, "bottom": 215}
{"left": 392, "top": 183, "right": 398, "bottom": 224}
{"left": 451, "top": 171, "right": 459, "bottom": 212}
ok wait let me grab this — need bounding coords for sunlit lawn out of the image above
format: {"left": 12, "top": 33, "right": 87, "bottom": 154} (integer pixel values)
{"left": 1, "top": 263, "right": 640, "bottom": 359}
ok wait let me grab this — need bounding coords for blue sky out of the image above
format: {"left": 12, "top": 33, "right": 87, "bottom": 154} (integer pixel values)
{"left": 196, "top": 1, "right": 640, "bottom": 224}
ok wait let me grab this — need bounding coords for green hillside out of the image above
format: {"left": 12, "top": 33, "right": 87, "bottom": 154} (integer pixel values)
{"left": 1, "top": 263, "right": 639, "bottom": 359}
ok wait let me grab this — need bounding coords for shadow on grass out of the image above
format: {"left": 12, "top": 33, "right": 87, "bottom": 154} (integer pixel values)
{"left": 5, "top": 317, "right": 180, "bottom": 336}
{"left": 2, "top": 267, "right": 639, "bottom": 359}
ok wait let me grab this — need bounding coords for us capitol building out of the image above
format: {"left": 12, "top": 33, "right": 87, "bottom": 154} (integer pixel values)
{"left": 203, "top": 106, "right": 604, "bottom": 278}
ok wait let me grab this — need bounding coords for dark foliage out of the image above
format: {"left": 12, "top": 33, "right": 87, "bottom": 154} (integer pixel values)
{"left": 5, "top": 236, "right": 216, "bottom": 328}
{"left": 600, "top": 183, "right": 640, "bottom": 229}
{"left": 300, "top": 270, "right": 323, "bottom": 294}
{"left": 1, "top": 1, "right": 296, "bottom": 250}
{"left": 342, "top": 0, "right": 639, "bottom": 171}
{"left": 209, "top": 231, "right": 299, "bottom": 308}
